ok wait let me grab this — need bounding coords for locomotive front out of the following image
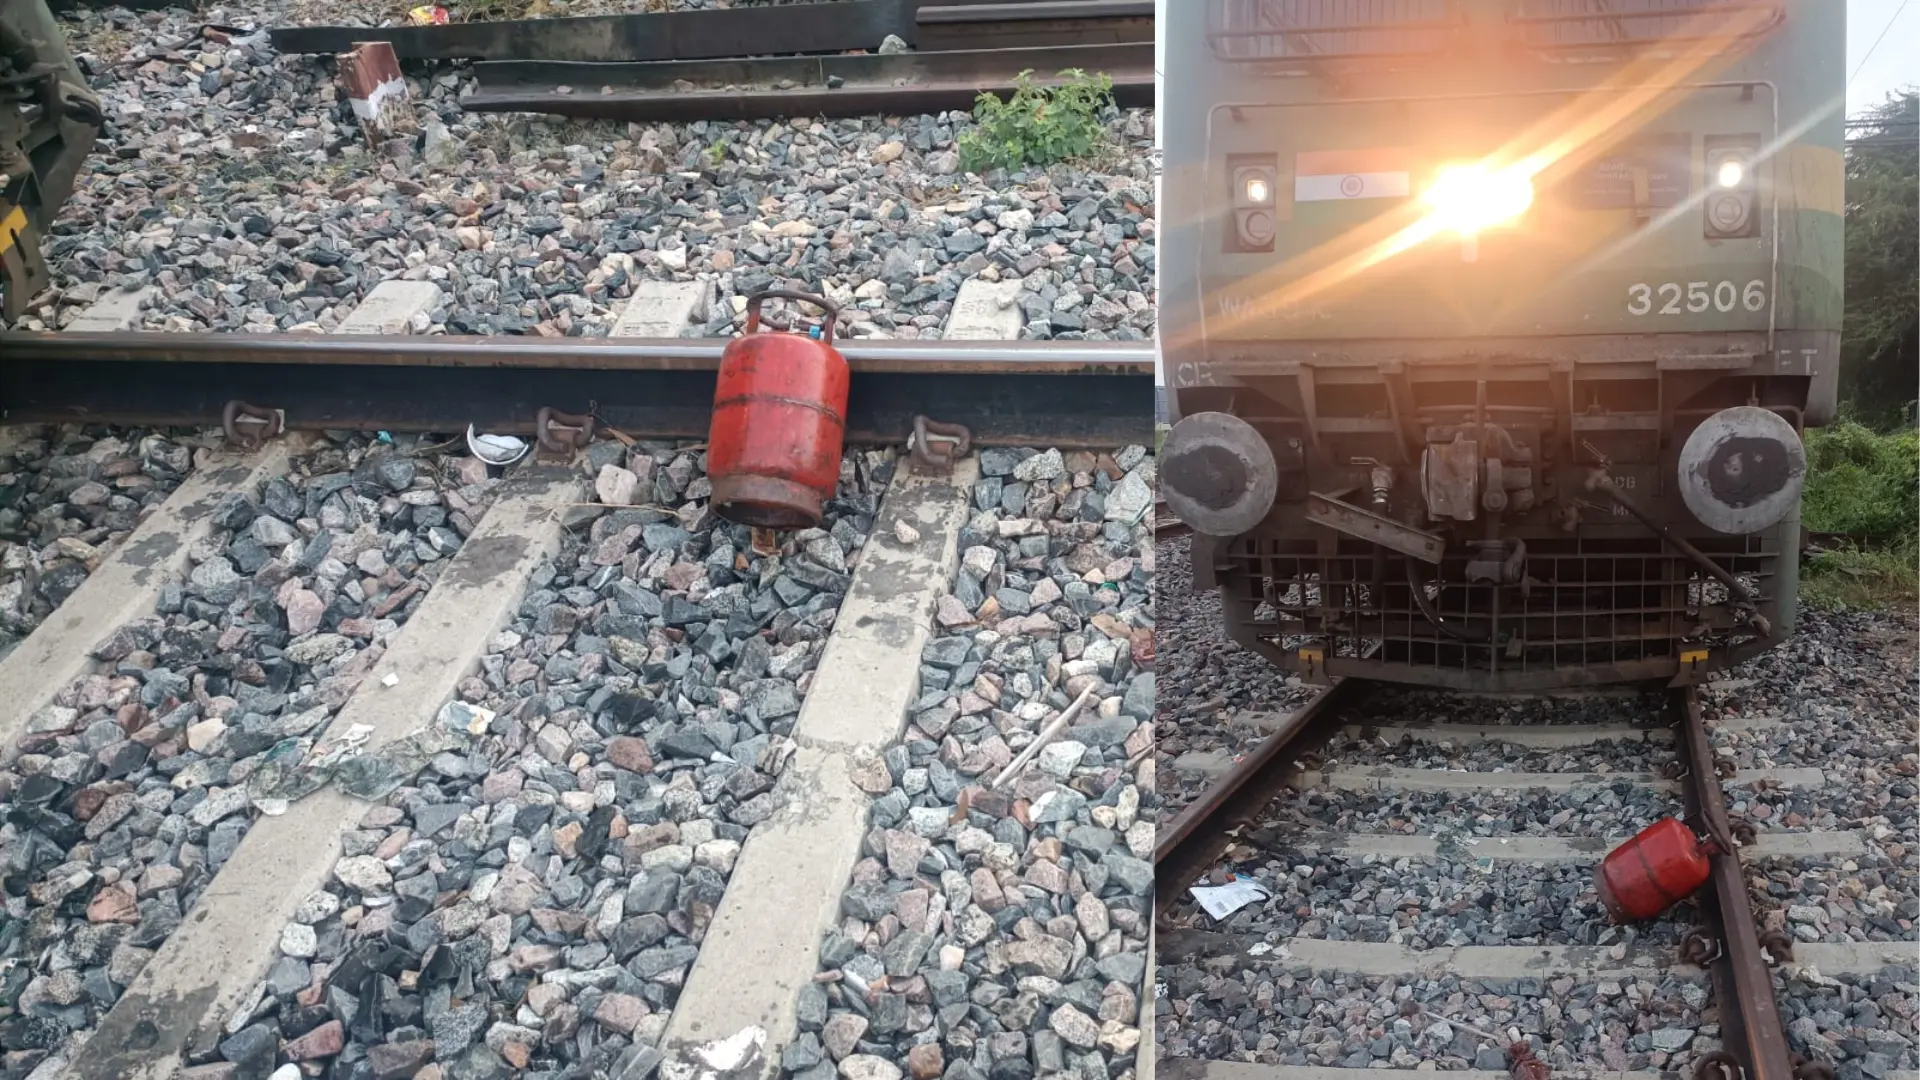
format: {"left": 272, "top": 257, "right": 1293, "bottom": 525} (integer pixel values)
{"left": 1159, "top": 0, "right": 1844, "bottom": 692}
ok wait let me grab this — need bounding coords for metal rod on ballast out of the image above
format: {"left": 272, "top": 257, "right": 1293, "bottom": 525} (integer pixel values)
{"left": 990, "top": 687, "right": 1097, "bottom": 790}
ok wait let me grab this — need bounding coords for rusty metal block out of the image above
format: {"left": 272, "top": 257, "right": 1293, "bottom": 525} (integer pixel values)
{"left": 1421, "top": 435, "right": 1479, "bottom": 521}
{"left": 338, "top": 41, "right": 418, "bottom": 144}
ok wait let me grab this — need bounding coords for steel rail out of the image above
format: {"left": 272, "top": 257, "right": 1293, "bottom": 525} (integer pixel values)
{"left": 266, "top": 0, "right": 1148, "bottom": 62}
{"left": 463, "top": 42, "right": 1154, "bottom": 122}
{"left": 269, "top": 0, "right": 918, "bottom": 63}
{"left": 916, "top": 0, "right": 1152, "bottom": 50}
{"left": 0, "top": 332, "right": 1153, "bottom": 373}
{"left": 1153, "top": 499, "right": 1192, "bottom": 540}
{"left": 1153, "top": 679, "right": 1363, "bottom": 910}
{"left": 0, "top": 333, "right": 1153, "bottom": 445}
{"left": 1671, "top": 685, "right": 1800, "bottom": 1080}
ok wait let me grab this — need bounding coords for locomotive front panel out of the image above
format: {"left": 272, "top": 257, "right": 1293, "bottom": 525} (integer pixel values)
{"left": 1161, "top": 0, "right": 1845, "bottom": 692}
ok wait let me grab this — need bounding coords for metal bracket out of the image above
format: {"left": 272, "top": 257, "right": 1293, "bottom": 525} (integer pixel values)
{"left": 909, "top": 415, "right": 972, "bottom": 474}
{"left": 1305, "top": 491, "right": 1444, "bottom": 563}
{"left": 535, "top": 407, "right": 595, "bottom": 458}
{"left": 1790, "top": 1055, "right": 1835, "bottom": 1080}
{"left": 1679, "top": 928, "right": 1723, "bottom": 967}
{"left": 1507, "top": 1043, "right": 1549, "bottom": 1080}
{"left": 0, "top": 200, "right": 50, "bottom": 325}
{"left": 1693, "top": 1051, "right": 1745, "bottom": 1080}
{"left": 221, "top": 401, "right": 285, "bottom": 451}
{"left": 1757, "top": 929, "right": 1795, "bottom": 964}
{"left": 1296, "top": 645, "right": 1327, "bottom": 684}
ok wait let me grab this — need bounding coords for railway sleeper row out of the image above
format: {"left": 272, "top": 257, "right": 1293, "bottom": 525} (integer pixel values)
{"left": 0, "top": 432, "right": 966, "bottom": 1080}
{"left": 1156, "top": 680, "right": 1906, "bottom": 1080}
{"left": 0, "top": 283, "right": 1157, "bottom": 1080}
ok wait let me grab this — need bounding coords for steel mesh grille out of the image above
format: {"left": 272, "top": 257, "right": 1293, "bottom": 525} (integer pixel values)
{"left": 1509, "top": 0, "right": 1783, "bottom": 48}
{"left": 1208, "top": 0, "right": 1458, "bottom": 61}
{"left": 1226, "top": 533, "right": 1777, "bottom": 674}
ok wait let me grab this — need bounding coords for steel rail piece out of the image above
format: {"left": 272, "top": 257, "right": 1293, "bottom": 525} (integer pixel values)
{"left": 1669, "top": 686, "right": 1822, "bottom": 1080}
{"left": 1153, "top": 500, "right": 1192, "bottom": 541}
{"left": 0, "top": 332, "right": 1152, "bottom": 448}
{"left": 1153, "top": 679, "right": 1364, "bottom": 912}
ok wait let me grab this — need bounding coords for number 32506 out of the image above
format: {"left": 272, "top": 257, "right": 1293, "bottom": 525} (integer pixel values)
{"left": 1627, "top": 280, "right": 1766, "bottom": 316}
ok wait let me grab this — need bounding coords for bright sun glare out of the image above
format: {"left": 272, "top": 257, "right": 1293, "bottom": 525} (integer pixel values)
{"left": 1420, "top": 163, "right": 1537, "bottom": 237}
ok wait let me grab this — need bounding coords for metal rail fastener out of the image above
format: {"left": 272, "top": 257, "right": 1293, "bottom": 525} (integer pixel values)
{"left": 909, "top": 415, "right": 972, "bottom": 474}
{"left": 221, "top": 401, "right": 284, "bottom": 450}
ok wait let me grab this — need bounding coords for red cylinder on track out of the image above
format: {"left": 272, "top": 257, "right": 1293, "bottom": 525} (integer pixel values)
{"left": 708, "top": 290, "right": 850, "bottom": 531}
{"left": 1596, "top": 816, "right": 1716, "bottom": 922}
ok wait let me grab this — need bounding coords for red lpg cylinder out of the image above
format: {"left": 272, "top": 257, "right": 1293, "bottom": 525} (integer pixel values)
{"left": 707, "top": 290, "right": 850, "bottom": 530}
{"left": 1596, "top": 816, "right": 1718, "bottom": 922}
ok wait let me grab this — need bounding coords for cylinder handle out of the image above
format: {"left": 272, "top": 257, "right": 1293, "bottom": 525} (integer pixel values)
{"left": 744, "top": 289, "right": 840, "bottom": 347}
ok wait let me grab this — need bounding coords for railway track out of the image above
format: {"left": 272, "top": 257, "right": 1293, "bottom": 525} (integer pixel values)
{"left": 260, "top": 0, "right": 1154, "bottom": 122}
{"left": 0, "top": 4, "right": 1166, "bottom": 1074}
{"left": 0, "top": 331, "right": 1153, "bottom": 445}
{"left": 1151, "top": 542, "right": 1909, "bottom": 1080}
{"left": 0, "top": 266, "right": 1155, "bottom": 1079}
{"left": 1155, "top": 500, "right": 1190, "bottom": 541}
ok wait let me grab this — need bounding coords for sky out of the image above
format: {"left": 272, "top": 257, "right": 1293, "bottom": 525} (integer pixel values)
{"left": 1849, "top": 0, "right": 1917, "bottom": 117}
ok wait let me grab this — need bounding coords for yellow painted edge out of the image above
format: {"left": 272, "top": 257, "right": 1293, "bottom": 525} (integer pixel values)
{"left": 1779, "top": 144, "right": 1844, "bottom": 216}
{"left": 1680, "top": 648, "right": 1709, "bottom": 665}
{"left": 0, "top": 205, "right": 26, "bottom": 256}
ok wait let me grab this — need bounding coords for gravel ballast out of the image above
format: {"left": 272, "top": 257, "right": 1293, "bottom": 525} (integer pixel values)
{"left": 0, "top": 427, "right": 202, "bottom": 660}
{"left": 213, "top": 443, "right": 889, "bottom": 1078}
{"left": 32, "top": 5, "right": 1155, "bottom": 345}
{"left": 787, "top": 447, "right": 1156, "bottom": 1080}
{"left": 0, "top": 434, "right": 498, "bottom": 1068}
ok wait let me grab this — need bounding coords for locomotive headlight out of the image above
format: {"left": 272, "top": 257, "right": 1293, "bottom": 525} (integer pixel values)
{"left": 1233, "top": 165, "right": 1277, "bottom": 207}
{"left": 1421, "top": 163, "right": 1534, "bottom": 236}
{"left": 1703, "top": 139, "right": 1759, "bottom": 239}
{"left": 1227, "top": 156, "right": 1280, "bottom": 252}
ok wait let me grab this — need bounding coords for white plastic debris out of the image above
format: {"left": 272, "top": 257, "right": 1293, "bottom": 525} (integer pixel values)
{"left": 438, "top": 700, "right": 495, "bottom": 736}
{"left": 466, "top": 424, "right": 529, "bottom": 465}
{"left": 694, "top": 1027, "right": 764, "bottom": 1071}
{"left": 1189, "top": 875, "right": 1272, "bottom": 920}
{"left": 660, "top": 1026, "right": 767, "bottom": 1080}
{"left": 381, "top": 672, "right": 400, "bottom": 688}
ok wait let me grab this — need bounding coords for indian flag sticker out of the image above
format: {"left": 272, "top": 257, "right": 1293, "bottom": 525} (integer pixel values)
{"left": 1295, "top": 148, "right": 1413, "bottom": 202}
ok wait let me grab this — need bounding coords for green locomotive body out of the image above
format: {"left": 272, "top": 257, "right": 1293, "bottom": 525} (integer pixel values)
{"left": 1, "top": 0, "right": 101, "bottom": 320}
{"left": 1160, "top": 0, "right": 1844, "bottom": 691}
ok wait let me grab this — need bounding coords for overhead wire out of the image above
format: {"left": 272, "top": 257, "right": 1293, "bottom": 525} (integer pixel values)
{"left": 1848, "top": 0, "right": 1912, "bottom": 89}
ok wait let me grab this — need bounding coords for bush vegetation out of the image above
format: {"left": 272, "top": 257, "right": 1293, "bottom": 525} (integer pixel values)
{"left": 1799, "top": 422, "right": 1918, "bottom": 609}
{"left": 958, "top": 70, "right": 1116, "bottom": 173}
{"left": 1796, "top": 89, "right": 1918, "bottom": 610}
